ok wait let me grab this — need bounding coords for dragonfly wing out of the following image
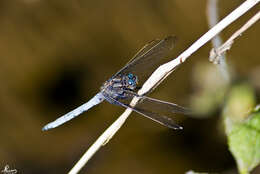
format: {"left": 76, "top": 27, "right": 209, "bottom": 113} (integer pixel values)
{"left": 42, "top": 92, "right": 105, "bottom": 131}
{"left": 103, "top": 93, "right": 182, "bottom": 129}
{"left": 119, "top": 39, "right": 162, "bottom": 68}
{"left": 112, "top": 36, "right": 177, "bottom": 83}
{"left": 123, "top": 90, "right": 192, "bottom": 115}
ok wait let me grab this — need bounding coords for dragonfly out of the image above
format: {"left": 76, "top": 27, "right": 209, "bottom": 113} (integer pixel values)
{"left": 42, "top": 36, "right": 190, "bottom": 131}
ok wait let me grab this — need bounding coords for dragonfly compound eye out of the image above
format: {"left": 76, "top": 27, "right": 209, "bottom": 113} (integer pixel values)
{"left": 128, "top": 79, "right": 134, "bottom": 85}
{"left": 128, "top": 73, "right": 134, "bottom": 79}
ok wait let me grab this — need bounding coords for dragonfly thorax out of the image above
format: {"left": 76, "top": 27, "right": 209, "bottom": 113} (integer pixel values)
{"left": 100, "top": 73, "right": 138, "bottom": 100}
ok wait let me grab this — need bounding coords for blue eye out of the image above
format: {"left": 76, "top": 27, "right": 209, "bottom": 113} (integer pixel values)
{"left": 128, "top": 73, "right": 133, "bottom": 79}
{"left": 128, "top": 79, "right": 134, "bottom": 85}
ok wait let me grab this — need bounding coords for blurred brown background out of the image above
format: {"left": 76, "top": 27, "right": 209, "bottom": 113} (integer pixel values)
{"left": 0, "top": 0, "right": 259, "bottom": 174}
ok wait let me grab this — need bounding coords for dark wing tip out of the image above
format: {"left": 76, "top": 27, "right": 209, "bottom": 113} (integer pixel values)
{"left": 165, "top": 35, "right": 177, "bottom": 43}
{"left": 175, "top": 125, "right": 183, "bottom": 130}
{"left": 161, "top": 115, "right": 183, "bottom": 130}
{"left": 165, "top": 35, "right": 177, "bottom": 40}
{"left": 162, "top": 35, "right": 177, "bottom": 50}
{"left": 168, "top": 122, "right": 183, "bottom": 130}
{"left": 149, "top": 35, "right": 177, "bottom": 48}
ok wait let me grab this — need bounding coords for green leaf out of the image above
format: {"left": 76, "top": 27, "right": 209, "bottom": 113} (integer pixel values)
{"left": 224, "top": 84, "right": 256, "bottom": 123}
{"left": 227, "top": 111, "right": 260, "bottom": 174}
{"left": 223, "top": 84, "right": 260, "bottom": 174}
{"left": 224, "top": 84, "right": 256, "bottom": 134}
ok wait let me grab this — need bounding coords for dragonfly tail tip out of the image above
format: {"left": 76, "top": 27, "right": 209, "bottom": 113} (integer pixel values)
{"left": 42, "top": 126, "right": 49, "bottom": 131}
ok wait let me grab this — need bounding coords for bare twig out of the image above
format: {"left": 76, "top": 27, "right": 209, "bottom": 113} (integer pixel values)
{"left": 210, "top": 11, "right": 260, "bottom": 65}
{"left": 207, "top": 0, "right": 230, "bottom": 82}
{"left": 68, "top": 0, "right": 259, "bottom": 173}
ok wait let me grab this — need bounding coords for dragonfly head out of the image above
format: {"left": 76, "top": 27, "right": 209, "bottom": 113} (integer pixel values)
{"left": 126, "top": 73, "right": 138, "bottom": 90}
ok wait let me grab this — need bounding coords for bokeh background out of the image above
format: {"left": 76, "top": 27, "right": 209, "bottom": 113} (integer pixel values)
{"left": 0, "top": 0, "right": 259, "bottom": 174}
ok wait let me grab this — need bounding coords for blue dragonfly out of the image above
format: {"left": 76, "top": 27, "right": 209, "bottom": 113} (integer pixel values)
{"left": 42, "top": 36, "right": 190, "bottom": 131}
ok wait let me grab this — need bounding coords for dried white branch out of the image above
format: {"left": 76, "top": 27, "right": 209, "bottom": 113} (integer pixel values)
{"left": 210, "top": 11, "right": 260, "bottom": 63}
{"left": 68, "top": 0, "right": 259, "bottom": 173}
{"left": 207, "top": 0, "right": 230, "bottom": 82}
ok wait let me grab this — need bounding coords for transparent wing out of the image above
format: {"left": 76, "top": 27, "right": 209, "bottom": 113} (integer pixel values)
{"left": 123, "top": 90, "right": 192, "bottom": 115}
{"left": 118, "top": 39, "right": 162, "bottom": 69}
{"left": 102, "top": 93, "right": 184, "bottom": 129}
{"left": 112, "top": 36, "right": 177, "bottom": 84}
{"left": 42, "top": 93, "right": 105, "bottom": 131}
